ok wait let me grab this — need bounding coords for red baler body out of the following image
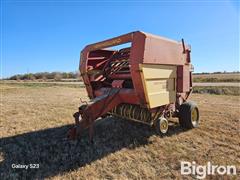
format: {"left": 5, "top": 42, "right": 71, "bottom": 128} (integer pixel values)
{"left": 69, "top": 31, "right": 193, "bottom": 140}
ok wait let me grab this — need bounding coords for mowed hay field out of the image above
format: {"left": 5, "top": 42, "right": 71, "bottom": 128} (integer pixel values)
{"left": 193, "top": 73, "right": 240, "bottom": 82}
{"left": 0, "top": 84, "right": 239, "bottom": 179}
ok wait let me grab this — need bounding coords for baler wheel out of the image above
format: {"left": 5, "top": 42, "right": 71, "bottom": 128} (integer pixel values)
{"left": 155, "top": 117, "right": 169, "bottom": 135}
{"left": 179, "top": 101, "right": 199, "bottom": 129}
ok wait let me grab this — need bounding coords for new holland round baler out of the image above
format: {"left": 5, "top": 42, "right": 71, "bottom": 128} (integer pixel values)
{"left": 68, "top": 31, "right": 200, "bottom": 140}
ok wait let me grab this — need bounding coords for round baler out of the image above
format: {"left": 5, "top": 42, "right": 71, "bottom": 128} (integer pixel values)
{"left": 68, "top": 31, "right": 199, "bottom": 140}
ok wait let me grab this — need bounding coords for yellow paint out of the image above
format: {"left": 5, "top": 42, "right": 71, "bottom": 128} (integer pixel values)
{"left": 191, "top": 108, "right": 198, "bottom": 122}
{"left": 140, "top": 64, "right": 176, "bottom": 108}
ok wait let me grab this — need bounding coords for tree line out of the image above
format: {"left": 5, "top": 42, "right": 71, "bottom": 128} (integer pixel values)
{"left": 6, "top": 71, "right": 240, "bottom": 81}
{"left": 193, "top": 71, "right": 239, "bottom": 75}
{"left": 8, "top": 72, "right": 79, "bottom": 81}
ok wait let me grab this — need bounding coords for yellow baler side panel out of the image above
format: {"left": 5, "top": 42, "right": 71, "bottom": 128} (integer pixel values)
{"left": 141, "top": 64, "right": 176, "bottom": 108}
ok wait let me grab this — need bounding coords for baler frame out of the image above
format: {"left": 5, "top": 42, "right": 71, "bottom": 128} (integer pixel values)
{"left": 68, "top": 31, "right": 199, "bottom": 141}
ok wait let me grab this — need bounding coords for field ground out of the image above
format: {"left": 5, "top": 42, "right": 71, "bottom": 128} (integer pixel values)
{"left": 193, "top": 73, "right": 240, "bottom": 82}
{"left": 2, "top": 80, "right": 240, "bottom": 87}
{"left": 2, "top": 80, "right": 240, "bottom": 96}
{"left": 0, "top": 84, "right": 240, "bottom": 179}
{"left": 193, "top": 73, "right": 239, "bottom": 79}
{"left": 6, "top": 72, "right": 240, "bottom": 83}
{"left": 193, "top": 86, "right": 240, "bottom": 96}
{"left": 193, "top": 82, "right": 239, "bottom": 87}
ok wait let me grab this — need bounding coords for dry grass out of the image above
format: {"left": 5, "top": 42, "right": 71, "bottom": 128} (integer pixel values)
{"left": 0, "top": 84, "right": 239, "bottom": 179}
{"left": 193, "top": 73, "right": 240, "bottom": 82}
{"left": 193, "top": 86, "right": 240, "bottom": 96}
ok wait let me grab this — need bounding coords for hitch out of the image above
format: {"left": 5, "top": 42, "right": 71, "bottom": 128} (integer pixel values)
{"left": 67, "top": 88, "right": 121, "bottom": 141}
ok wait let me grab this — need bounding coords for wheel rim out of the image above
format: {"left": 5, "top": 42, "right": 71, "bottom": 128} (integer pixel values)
{"left": 160, "top": 119, "right": 168, "bottom": 133}
{"left": 191, "top": 108, "right": 198, "bottom": 126}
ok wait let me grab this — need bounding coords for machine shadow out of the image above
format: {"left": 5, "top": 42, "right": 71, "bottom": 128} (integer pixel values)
{"left": 0, "top": 117, "right": 185, "bottom": 179}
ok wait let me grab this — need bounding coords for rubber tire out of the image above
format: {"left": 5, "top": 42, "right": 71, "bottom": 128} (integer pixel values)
{"left": 155, "top": 117, "right": 169, "bottom": 135}
{"left": 179, "top": 101, "right": 199, "bottom": 129}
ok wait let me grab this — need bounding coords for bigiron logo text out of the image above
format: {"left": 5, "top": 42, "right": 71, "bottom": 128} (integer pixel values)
{"left": 180, "top": 161, "right": 237, "bottom": 179}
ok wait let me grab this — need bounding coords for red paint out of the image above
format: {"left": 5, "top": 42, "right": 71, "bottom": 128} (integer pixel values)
{"left": 72, "top": 31, "right": 193, "bottom": 140}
